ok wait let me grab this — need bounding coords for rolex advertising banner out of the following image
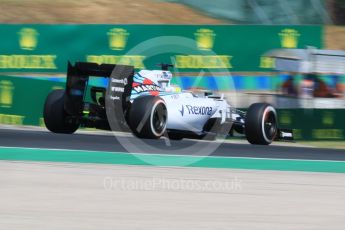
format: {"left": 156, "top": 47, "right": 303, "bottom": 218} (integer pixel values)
{"left": 0, "top": 76, "right": 65, "bottom": 126}
{"left": 0, "top": 74, "right": 343, "bottom": 140}
{"left": 277, "top": 109, "right": 345, "bottom": 140}
{"left": 0, "top": 25, "right": 322, "bottom": 73}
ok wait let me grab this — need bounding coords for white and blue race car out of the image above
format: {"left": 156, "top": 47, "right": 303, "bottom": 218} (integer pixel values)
{"left": 43, "top": 62, "right": 292, "bottom": 145}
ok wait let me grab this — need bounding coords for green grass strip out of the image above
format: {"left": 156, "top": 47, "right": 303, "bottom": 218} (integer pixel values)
{"left": 0, "top": 146, "right": 344, "bottom": 173}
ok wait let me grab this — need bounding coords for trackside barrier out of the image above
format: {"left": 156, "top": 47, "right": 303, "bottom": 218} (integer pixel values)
{"left": 0, "top": 24, "right": 342, "bottom": 140}
{"left": 0, "top": 76, "right": 64, "bottom": 126}
{"left": 277, "top": 109, "right": 345, "bottom": 140}
{"left": 0, "top": 76, "right": 343, "bottom": 140}
{"left": 0, "top": 25, "right": 322, "bottom": 73}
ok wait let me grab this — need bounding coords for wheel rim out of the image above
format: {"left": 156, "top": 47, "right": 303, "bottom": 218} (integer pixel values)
{"left": 151, "top": 101, "right": 167, "bottom": 136}
{"left": 263, "top": 109, "right": 277, "bottom": 141}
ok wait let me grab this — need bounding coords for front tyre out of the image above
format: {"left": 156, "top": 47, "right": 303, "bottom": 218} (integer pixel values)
{"left": 245, "top": 103, "right": 277, "bottom": 145}
{"left": 43, "top": 89, "right": 79, "bottom": 134}
{"left": 129, "top": 96, "right": 167, "bottom": 139}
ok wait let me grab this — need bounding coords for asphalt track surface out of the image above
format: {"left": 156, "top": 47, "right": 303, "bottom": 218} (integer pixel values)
{"left": 0, "top": 128, "right": 344, "bottom": 161}
{"left": 2, "top": 128, "right": 345, "bottom": 229}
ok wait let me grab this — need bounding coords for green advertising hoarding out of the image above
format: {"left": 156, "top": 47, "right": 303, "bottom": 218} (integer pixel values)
{"left": 1, "top": 24, "right": 339, "bottom": 141}
{"left": 230, "top": 107, "right": 345, "bottom": 141}
{"left": 0, "top": 76, "right": 64, "bottom": 126}
{"left": 277, "top": 109, "right": 345, "bottom": 140}
{"left": 0, "top": 25, "right": 322, "bottom": 73}
{"left": 0, "top": 75, "right": 343, "bottom": 140}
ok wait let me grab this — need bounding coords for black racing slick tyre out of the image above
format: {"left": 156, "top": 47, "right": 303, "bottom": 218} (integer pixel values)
{"left": 129, "top": 96, "right": 167, "bottom": 139}
{"left": 43, "top": 89, "right": 79, "bottom": 134}
{"left": 245, "top": 103, "right": 278, "bottom": 145}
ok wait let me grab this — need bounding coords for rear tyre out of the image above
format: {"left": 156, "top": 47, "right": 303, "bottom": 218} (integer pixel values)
{"left": 245, "top": 103, "right": 277, "bottom": 145}
{"left": 129, "top": 96, "right": 167, "bottom": 139}
{"left": 43, "top": 89, "right": 79, "bottom": 134}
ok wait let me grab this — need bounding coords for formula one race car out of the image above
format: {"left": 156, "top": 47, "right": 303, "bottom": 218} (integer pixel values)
{"left": 43, "top": 62, "right": 293, "bottom": 145}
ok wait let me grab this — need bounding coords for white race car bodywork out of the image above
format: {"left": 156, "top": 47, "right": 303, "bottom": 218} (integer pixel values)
{"left": 132, "top": 69, "right": 240, "bottom": 134}
{"left": 163, "top": 93, "right": 217, "bottom": 133}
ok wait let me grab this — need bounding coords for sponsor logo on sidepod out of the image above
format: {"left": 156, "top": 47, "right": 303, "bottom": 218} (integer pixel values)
{"left": 179, "top": 105, "right": 185, "bottom": 116}
{"left": 111, "top": 78, "right": 128, "bottom": 85}
{"left": 180, "top": 105, "right": 212, "bottom": 116}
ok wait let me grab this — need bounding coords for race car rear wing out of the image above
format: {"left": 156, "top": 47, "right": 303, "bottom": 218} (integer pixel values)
{"left": 64, "top": 61, "right": 134, "bottom": 130}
